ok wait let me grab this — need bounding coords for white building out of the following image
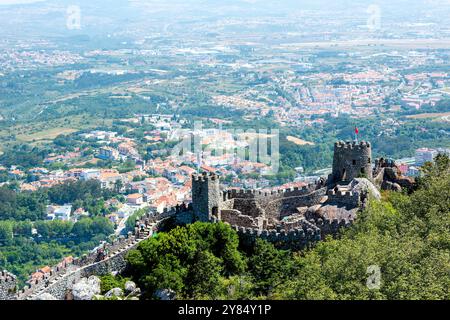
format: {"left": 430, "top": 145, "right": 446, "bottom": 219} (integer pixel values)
{"left": 407, "top": 166, "right": 420, "bottom": 177}
{"left": 97, "top": 147, "right": 120, "bottom": 161}
{"left": 415, "top": 148, "right": 437, "bottom": 166}
{"left": 127, "top": 193, "right": 145, "bottom": 206}
{"left": 80, "top": 130, "right": 117, "bottom": 141}
{"left": 80, "top": 169, "right": 101, "bottom": 181}
{"left": 47, "top": 205, "right": 72, "bottom": 221}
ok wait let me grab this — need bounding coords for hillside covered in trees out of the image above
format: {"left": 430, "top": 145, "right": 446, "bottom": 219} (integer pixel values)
{"left": 0, "top": 180, "right": 118, "bottom": 284}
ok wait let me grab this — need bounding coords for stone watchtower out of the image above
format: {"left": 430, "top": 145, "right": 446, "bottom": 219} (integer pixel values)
{"left": 192, "top": 172, "right": 221, "bottom": 222}
{"left": 330, "top": 141, "right": 372, "bottom": 185}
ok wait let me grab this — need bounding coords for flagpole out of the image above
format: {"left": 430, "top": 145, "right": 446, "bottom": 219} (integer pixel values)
{"left": 197, "top": 151, "right": 201, "bottom": 174}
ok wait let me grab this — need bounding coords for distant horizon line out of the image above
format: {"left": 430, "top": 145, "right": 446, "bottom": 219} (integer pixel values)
{"left": 0, "top": 0, "right": 46, "bottom": 5}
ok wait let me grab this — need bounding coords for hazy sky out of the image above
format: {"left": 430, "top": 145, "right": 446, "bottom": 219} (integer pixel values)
{"left": 0, "top": 0, "right": 45, "bottom": 4}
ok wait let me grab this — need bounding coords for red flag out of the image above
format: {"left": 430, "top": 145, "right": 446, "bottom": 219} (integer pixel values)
{"left": 355, "top": 127, "right": 359, "bottom": 135}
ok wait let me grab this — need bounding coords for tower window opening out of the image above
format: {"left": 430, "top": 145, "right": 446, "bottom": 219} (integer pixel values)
{"left": 368, "top": 158, "right": 371, "bottom": 164}
{"left": 352, "top": 160, "right": 356, "bottom": 165}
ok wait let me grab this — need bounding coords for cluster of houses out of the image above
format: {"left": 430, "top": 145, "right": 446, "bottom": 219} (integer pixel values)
{"left": 394, "top": 147, "right": 450, "bottom": 178}
{"left": 14, "top": 115, "right": 450, "bottom": 228}
{"left": 45, "top": 205, "right": 90, "bottom": 223}
{"left": 97, "top": 142, "right": 143, "bottom": 165}
{"left": 78, "top": 130, "right": 145, "bottom": 165}
{"left": 28, "top": 256, "right": 74, "bottom": 287}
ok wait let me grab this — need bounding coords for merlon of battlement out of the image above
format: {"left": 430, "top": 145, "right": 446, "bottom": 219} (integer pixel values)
{"left": 0, "top": 270, "right": 16, "bottom": 283}
{"left": 192, "top": 172, "right": 219, "bottom": 181}
{"left": 334, "top": 140, "right": 371, "bottom": 149}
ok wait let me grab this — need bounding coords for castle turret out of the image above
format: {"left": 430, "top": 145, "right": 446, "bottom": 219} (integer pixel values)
{"left": 331, "top": 141, "right": 372, "bottom": 184}
{"left": 192, "top": 172, "right": 221, "bottom": 222}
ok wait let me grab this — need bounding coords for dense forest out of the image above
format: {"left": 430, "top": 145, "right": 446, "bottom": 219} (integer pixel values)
{"left": 117, "top": 155, "right": 449, "bottom": 300}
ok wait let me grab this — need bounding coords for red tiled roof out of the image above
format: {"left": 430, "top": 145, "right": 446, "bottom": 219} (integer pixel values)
{"left": 127, "top": 193, "right": 143, "bottom": 199}
{"left": 200, "top": 164, "right": 216, "bottom": 173}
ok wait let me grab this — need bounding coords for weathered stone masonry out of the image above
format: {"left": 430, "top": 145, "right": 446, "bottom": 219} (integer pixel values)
{"left": 330, "top": 141, "right": 372, "bottom": 184}
{"left": 0, "top": 271, "right": 17, "bottom": 300}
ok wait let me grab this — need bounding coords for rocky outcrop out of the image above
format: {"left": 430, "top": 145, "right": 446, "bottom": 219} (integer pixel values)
{"left": 93, "top": 280, "right": 141, "bottom": 300}
{"left": 72, "top": 276, "right": 101, "bottom": 300}
{"left": 124, "top": 281, "right": 137, "bottom": 294}
{"left": 382, "top": 180, "right": 402, "bottom": 192}
{"left": 105, "top": 288, "right": 123, "bottom": 298}
{"left": 154, "top": 289, "right": 176, "bottom": 300}
{"left": 34, "top": 293, "right": 57, "bottom": 300}
{"left": 351, "top": 178, "right": 381, "bottom": 200}
{"left": 374, "top": 159, "right": 415, "bottom": 193}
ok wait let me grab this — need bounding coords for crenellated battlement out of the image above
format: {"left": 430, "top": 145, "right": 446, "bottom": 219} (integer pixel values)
{"left": 207, "top": 215, "right": 323, "bottom": 249}
{"left": 326, "top": 188, "right": 361, "bottom": 207}
{"left": 231, "top": 222, "right": 321, "bottom": 249}
{"left": 17, "top": 228, "right": 144, "bottom": 300}
{"left": 223, "top": 183, "right": 319, "bottom": 201}
{"left": 334, "top": 140, "right": 371, "bottom": 150}
{"left": 306, "top": 215, "right": 354, "bottom": 240}
{"left": 158, "top": 202, "right": 192, "bottom": 219}
{"left": 327, "top": 189, "right": 353, "bottom": 197}
{"left": 0, "top": 270, "right": 16, "bottom": 283}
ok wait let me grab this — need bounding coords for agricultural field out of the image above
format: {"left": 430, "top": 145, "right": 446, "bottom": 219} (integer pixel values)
{"left": 406, "top": 111, "right": 450, "bottom": 120}
{"left": 0, "top": 115, "right": 114, "bottom": 146}
{"left": 286, "top": 136, "right": 315, "bottom": 146}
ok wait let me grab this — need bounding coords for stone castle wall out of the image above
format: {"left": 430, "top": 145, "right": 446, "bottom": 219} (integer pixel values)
{"left": 209, "top": 216, "right": 322, "bottom": 250}
{"left": 192, "top": 172, "right": 221, "bottom": 221}
{"left": 1, "top": 210, "right": 175, "bottom": 300}
{"left": 0, "top": 271, "right": 17, "bottom": 300}
{"left": 220, "top": 209, "right": 256, "bottom": 228}
{"left": 223, "top": 183, "right": 317, "bottom": 201}
{"left": 305, "top": 216, "right": 354, "bottom": 240}
{"left": 261, "top": 188, "right": 327, "bottom": 218}
{"left": 17, "top": 232, "right": 148, "bottom": 299}
{"left": 331, "top": 141, "right": 372, "bottom": 183}
{"left": 326, "top": 189, "right": 361, "bottom": 208}
{"left": 220, "top": 186, "right": 327, "bottom": 223}
{"left": 18, "top": 236, "right": 140, "bottom": 300}
{"left": 373, "top": 167, "right": 385, "bottom": 188}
